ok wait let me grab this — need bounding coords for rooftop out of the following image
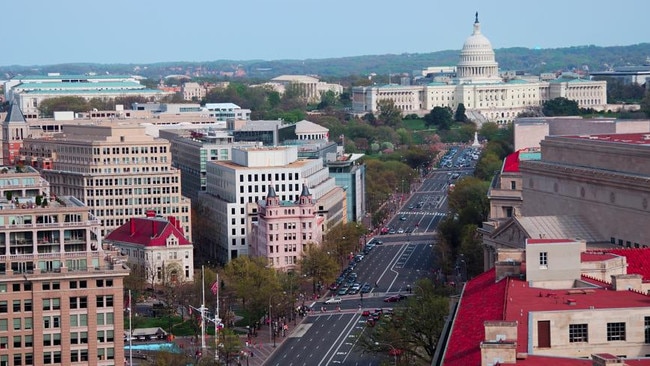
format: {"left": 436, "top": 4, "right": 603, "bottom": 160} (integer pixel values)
{"left": 502, "top": 149, "right": 541, "bottom": 173}
{"left": 564, "top": 132, "right": 650, "bottom": 145}
{"left": 443, "top": 269, "right": 507, "bottom": 365}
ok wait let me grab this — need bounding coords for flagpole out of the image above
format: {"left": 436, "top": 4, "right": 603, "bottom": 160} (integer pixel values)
{"left": 201, "top": 265, "right": 206, "bottom": 352}
{"left": 215, "top": 273, "right": 220, "bottom": 362}
{"left": 128, "top": 290, "right": 133, "bottom": 366}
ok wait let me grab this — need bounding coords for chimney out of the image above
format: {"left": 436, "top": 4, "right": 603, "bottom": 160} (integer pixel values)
{"left": 152, "top": 220, "right": 157, "bottom": 237}
{"left": 130, "top": 219, "right": 135, "bottom": 235}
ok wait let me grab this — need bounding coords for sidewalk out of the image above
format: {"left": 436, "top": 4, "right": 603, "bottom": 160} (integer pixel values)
{"left": 239, "top": 315, "right": 308, "bottom": 366}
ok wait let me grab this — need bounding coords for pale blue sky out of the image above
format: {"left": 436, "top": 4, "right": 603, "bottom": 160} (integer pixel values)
{"left": 4, "top": 0, "right": 649, "bottom": 66}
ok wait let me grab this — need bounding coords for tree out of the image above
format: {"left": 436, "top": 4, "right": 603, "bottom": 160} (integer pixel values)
{"left": 300, "top": 244, "right": 339, "bottom": 295}
{"left": 38, "top": 96, "right": 89, "bottom": 117}
{"left": 317, "top": 90, "right": 338, "bottom": 110}
{"left": 542, "top": 97, "right": 580, "bottom": 116}
{"left": 222, "top": 256, "right": 280, "bottom": 328}
{"left": 454, "top": 103, "right": 468, "bottom": 122}
{"left": 641, "top": 92, "right": 650, "bottom": 118}
{"left": 357, "top": 278, "right": 449, "bottom": 365}
{"left": 423, "top": 107, "right": 453, "bottom": 130}
{"left": 376, "top": 99, "right": 402, "bottom": 128}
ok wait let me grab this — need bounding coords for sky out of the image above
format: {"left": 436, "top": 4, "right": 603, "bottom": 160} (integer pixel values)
{"left": 4, "top": 0, "right": 650, "bottom": 67}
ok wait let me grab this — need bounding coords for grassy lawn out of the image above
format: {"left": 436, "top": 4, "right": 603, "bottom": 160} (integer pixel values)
{"left": 402, "top": 118, "right": 427, "bottom": 130}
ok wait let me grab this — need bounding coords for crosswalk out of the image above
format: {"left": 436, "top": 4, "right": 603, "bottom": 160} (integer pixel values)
{"left": 397, "top": 211, "right": 446, "bottom": 217}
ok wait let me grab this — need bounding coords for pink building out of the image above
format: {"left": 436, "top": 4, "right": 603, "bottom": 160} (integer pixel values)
{"left": 251, "top": 184, "right": 324, "bottom": 271}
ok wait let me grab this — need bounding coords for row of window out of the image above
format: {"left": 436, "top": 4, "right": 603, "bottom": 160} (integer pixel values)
{"left": 240, "top": 172, "right": 299, "bottom": 183}
{"left": 96, "top": 146, "right": 167, "bottom": 155}
{"left": 568, "top": 322, "right": 627, "bottom": 343}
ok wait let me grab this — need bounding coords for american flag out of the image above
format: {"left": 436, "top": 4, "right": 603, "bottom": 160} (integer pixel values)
{"left": 210, "top": 281, "right": 219, "bottom": 296}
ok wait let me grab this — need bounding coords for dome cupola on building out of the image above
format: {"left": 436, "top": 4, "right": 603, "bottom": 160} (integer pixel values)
{"left": 457, "top": 12, "right": 500, "bottom": 82}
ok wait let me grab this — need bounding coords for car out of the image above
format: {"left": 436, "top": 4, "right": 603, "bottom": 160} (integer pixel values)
{"left": 328, "top": 283, "right": 339, "bottom": 291}
{"left": 408, "top": 204, "right": 414, "bottom": 209}
{"left": 354, "top": 254, "right": 364, "bottom": 262}
{"left": 361, "top": 283, "right": 372, "bottom": 293}
{"left": 361, "top": 310, "right": 371, "bottom": 317}
{"left": 347, "top": 272, "right": 358, "bottom": 281}
{"left": 347, "top": 287, "right": 360, "bottom": 295}
{"left": 399, "top": 216, "right": 407, "bottom": 221}
{"left": 384, "top": 294, "right": 407, "bottom": 303}
{"left": 397, "top": 228, "right": 405, "bottom": 234}
{"left": 375, "top": 240, "right": 383, "bottom": 245}
{"left": 324, "top": 297, "right": 342, "bottom": 304}
{"left": 388, "top": 229, "right": 396, "bottom": 234}
{"left": 337, "top": 287, "right": 349, "bottom": 296}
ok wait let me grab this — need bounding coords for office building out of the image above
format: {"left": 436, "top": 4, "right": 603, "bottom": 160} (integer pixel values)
{"left": 198, "top": 146, "right": 346, "bottom": 264}
{"left": 3, "top": 74, "right": 169, "bottom": 119}
{"left": 17, "top": 123, "right": 192, "bottom": 239}
{"left": 0, "top": 165, "right": 129, "bottom": 366}
{"left": 443, "top": 239, "right": 650, "bottom": 365}
{"left": 250, "top": 184, "right": 324, "bottom": 271}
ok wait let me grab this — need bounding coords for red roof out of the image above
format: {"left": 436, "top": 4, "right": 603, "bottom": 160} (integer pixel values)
{"left": 443, "top": 269, "right": 507, "bottom": 366}
{"left": 105, "top": 216, "right": 190, "bottom": 247}
{"left": 604, "top": 248, "right": 650, "bottom": 281}
{"left": 565, "top": 133, "right": 650, "bottom": 145}
{"left": 504, "top": 276, "right": 650, "bottom": 355}
{"left": 502, "top": 151, "right": 520, "bottom": 173}
{"left": 580, "top": 252, "right": 619, "bottom": 262}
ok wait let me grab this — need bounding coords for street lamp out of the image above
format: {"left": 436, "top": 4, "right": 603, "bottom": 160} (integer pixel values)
{"left": 268, "top": 294, "right": 278, "bottom": 348}
{"left": 374, "top": 342, "right": 399, "bottom": 366}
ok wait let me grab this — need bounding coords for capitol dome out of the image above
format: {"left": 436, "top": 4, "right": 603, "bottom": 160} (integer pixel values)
{"left": 457, "top": 13, "right": 500, "bottom": 82}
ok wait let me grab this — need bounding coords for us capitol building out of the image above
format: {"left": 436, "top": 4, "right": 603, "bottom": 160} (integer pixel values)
{"left": 351, "top": 13, "right": 607, "bottom": 125}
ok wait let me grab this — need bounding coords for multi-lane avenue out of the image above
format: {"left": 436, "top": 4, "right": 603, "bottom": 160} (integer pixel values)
{"left": 264, "top": 147, "right": 478, "bottom": 365}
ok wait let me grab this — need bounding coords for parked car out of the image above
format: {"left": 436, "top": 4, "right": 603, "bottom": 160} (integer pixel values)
{"left": 337, "top": 287, "right": 349, "bottom": 296}
{"left": 324, "top": 297, "right": 342, "bottom": 304}
{"left": 384, "top": 294, "right": 407, "bottom": 303}
{"left": 328, "top": 283, "right": 339, "bottom": 291}
{"left": 354, "top": 254, "right": 364, "bottom": 262}
{"left": 360, "top": 283, "right": 372, "bottom": 293}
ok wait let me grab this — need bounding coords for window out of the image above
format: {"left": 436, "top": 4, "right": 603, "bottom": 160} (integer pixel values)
{"left": 23, "top": 300, "right": 31, "bottom": 312}
{"left": 70, "top": 296, "right": 87, "bottom": 309}
{"left": 13, "top": 336, "right": 20, "bottom": 348}
{"left": 645, "top": 317, "right": 650, "bottom": 344}
{"left": 12, "top": 301, "right": 20, "bottom": 312}
{"left": 0, "top": 319, "right": 7, "bottom": 331}
{"left": 0, "top": 301, "right": 6, "bottom": 313}
{"left": 24, "top": 335, "right": 32, "bottom": 347}
{"left": 12, "top": 318, "right": 20, "bottom": 330}
{"left": 539, "top": 252, "right": 548, "bottom": 268}
{"left": 607, "top": 322, "right": 626, "bottom": 341}
{"left": 96, "top": 295, "right": 114, "bottom": 308}
{"left": 25, "top": 354, "right": 32, "bottom": 366}
{"left": 569, "top": 324, "right": 588, "bottom": 342}
{"left": 510, "top": 181, "right": 516, "bottom": 190}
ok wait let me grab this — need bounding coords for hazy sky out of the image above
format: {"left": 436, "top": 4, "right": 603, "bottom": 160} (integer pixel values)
{"left": 4, "top": 0, "right": 649, "bottom": 66}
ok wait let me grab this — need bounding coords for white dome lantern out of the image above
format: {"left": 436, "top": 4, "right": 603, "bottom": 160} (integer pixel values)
{"left": 457, "top": 12, "right": 500, "bottom": 83}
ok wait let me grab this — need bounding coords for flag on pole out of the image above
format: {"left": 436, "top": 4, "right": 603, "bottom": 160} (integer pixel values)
{"left": 188, "top": 306, "right": 192, "bottom": 315}
{"left": 210, "top": 281, "right": 219, "bottom": 296}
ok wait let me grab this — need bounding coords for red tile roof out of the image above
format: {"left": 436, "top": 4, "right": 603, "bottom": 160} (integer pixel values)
{"left": 604, "top": 248, "right": 650, "bottom": 281}
{"left": 105, "top": 216, "right": 190, "bottom": 247}
{"left": 443, "top": 269, "right": 507, "bottom": 366}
